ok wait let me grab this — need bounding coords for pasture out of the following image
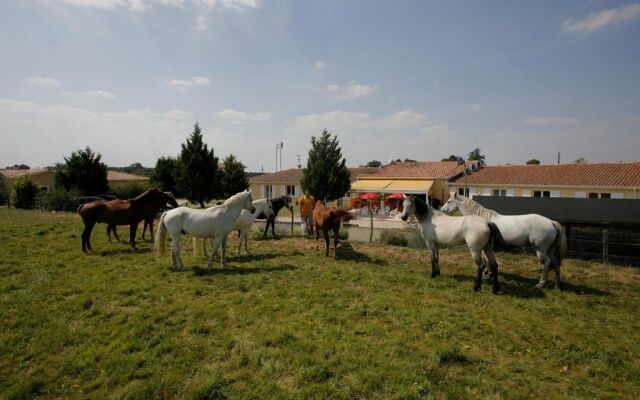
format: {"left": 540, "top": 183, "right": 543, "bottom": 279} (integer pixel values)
{"left": 1, "top": 208, "right": 639, "bottom": 399}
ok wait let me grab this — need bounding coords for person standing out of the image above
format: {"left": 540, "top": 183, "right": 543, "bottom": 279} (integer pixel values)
{"left": 299, "top": 190, "right": 315, "bottom": 236}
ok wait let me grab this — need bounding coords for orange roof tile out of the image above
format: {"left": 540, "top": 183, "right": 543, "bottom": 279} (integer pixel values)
{"left": 358, "top": 161, "right": 474, "bottom": 179}
{"left": 451, "top": 162, "right": 640, "bottom": 187}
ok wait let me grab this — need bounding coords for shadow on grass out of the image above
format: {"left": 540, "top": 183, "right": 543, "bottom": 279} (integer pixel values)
{"left": 94, "top": 247, "right": 154, "bottom": 256}
{"left": 451, "top": 271, "right": 610, "bottom": 298}
{"left": 336, "top": 242, "right": 387, "bottom": 266}
{"left": 190, "top": 263, "right": 298, "bottom": 276}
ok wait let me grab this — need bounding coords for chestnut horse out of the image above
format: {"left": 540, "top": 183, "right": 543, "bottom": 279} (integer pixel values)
{"left": 313, "top": 201, "right": 353, "bottom": 258}
{"left": 77, "top": 188, "right": 178, "bottom": 252}
{"left": 106, "top": 196, "right": 178, "bottom": 243}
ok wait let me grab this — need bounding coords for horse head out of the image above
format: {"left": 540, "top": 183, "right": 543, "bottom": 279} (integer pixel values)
{"left": 163, "top": 191, "right": 179, "bottom": 209}
{"left": 401, "top": 195, "right": 415, "bottom": 221}
{"left": 244, "top": 190, "right": 256, "bottom": 214}
{"left": 441, "top": 194, "right": 460, "bottom": 214}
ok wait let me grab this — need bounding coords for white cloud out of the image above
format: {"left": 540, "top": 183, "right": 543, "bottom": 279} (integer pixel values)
{"left": 562, "top": 3, "right": 640, "bottom": 34}
{"left": 216, "top": 108, "right": 272, "bottom": 124}
{"left": 380, "top": 110, "right": 428, "bottom": 130}
{"left": 64, "top": 90, "right": 117, "bottom": 98}
{"left": 524, "top": 117, "right": 578, "bottom": 125}
{"left": 0, "top": 98, "right": 193, "bottom": 166}
{"left": 313, "top": 61, "right": 325, "bottom": 70}
{"left": 339, "top": 81, "right": 378, "bottom": 99}
{"left": 53, "top": 0, "right": 186, "bottom": 12}
{"left": 325, "top": 84, "right": 340, "bottom": 91}
{"left": 164, "top": 76, "right": 210, "bottom": 91}
{"left": 470, "top": 103, "right": 481, "bottom": 111}
{"left": 26, "top": 76, "right": 62, "bottom": 88}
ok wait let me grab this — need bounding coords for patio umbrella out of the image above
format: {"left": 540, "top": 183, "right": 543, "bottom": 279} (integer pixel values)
{"left": 387, "top": 192, "right": 404, "bottom": 199}
{"left": 360, "top": 192, "right": 379, "bottom": 200}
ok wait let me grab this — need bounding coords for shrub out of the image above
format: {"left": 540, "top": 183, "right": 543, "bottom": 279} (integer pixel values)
{"left": 0, "top": 179, "right": 9, "bottom": 205}
{"left": 109, "top": 182, "right": 149, "bottom": 200}
{"left": 35, "top": 188, "right": 82, "bottom": 212}
{"left": 379, "top": 229, "right": 409, "bottom": 247}
{"left": 10, "top": 176, "right": 39, "bottom": 209}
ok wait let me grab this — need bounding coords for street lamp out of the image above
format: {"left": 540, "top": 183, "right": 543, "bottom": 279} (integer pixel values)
{"left": 275, "top": 142, "right": 283, "bottom": 171}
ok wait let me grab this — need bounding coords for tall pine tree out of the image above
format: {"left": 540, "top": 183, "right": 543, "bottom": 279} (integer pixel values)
{"left": 56, "top": 147, "right": 108, "bottom": 195}
{"left": 221, "top": 154, "right": 249, "bottom": 198}
{"left": 301, "top": 130, "right": 351, "bottom": 202}
{"left": 177, "top": 123, "right": 219, "bottom": 207}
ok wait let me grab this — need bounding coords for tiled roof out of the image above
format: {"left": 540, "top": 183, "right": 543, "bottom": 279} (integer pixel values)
{"left": 0, "top": 168, "right": 51, "bottom": 179}
{"left": 249, "top": 167, "right": 379, "bottom": 184}
{"left": 358, "top": 161, "right": 473, "bottom": 179}
{"left": 107, "top": 170, "right": 150, "bottom": 182}
{"left": 450, "top": 162, "right": 640, "bottom": 188}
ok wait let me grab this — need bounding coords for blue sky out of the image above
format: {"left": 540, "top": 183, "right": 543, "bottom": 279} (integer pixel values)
{"left": 1, "top": 0, "right": 639, "bottom": 171}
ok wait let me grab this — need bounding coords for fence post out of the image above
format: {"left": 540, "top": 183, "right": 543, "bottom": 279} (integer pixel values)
{"left": 602, "top": 229, "right": 609, "bottom": 265}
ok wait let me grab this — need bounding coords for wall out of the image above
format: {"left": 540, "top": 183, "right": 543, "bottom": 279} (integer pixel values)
{"left": 448, "top": 184, "right": 636, "bottom": 199}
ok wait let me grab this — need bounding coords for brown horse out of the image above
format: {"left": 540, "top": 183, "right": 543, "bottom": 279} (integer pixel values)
{"left": 313, "top": 201, "right": 353, "bottom": 258}
{"left": 106, "top": 198, "right": 177, "bottom": 243}
{"left": 77, "top": 188, "right": 178, "bottom": 252}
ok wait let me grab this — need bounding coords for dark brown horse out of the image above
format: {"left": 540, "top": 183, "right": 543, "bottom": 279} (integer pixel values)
{"left": 313, "top": 201, "right": 353, "bottom": 258}
{"left": 106, "top": 197, "right": 178, "bottom": 243}
{"left": 77, "top": 188, "right": 178, "bottom": 252}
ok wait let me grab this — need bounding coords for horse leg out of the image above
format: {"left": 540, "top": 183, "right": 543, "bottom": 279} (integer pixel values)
{"left": 244, "top": 229, "right": 250, "bottom": 254}
{"left": 148, "top": 219, "right": 154, "bottom": 241}
{"left": 272, "top": 216, "right": 278, "bottom": 238}
{"left": 333, "top": 226, "right": 339, "bottom": 258}
{"left": 221, "top": 236, "right": 228, "bottom": 267}
{"left": 107, "top": 225, "right": 113, "bottom": 243}
{"left": 553, "top": 262, "right": 563, "bottom": 290}
{"left": 315, "top": 225, "right": 320, "bottom": 251}
{"left": 263, "top": 219, "right": 270, "bottom": 238}
{"left": 208, "top": 236, "right": 224, "bottom": 269}
{"left": 485, "top": 250, "right": 500, "bottom": 294}
{"left": 129, "top": 224, "right": 138, "bottom": 250}
{"left": 169, "top": 233, "right": 183, "bottom": 270}
{"left": 426, "top": 243, "right": 440, "bottom": 278}
{"left": 471, "top": 250, "right": 485, "bottom": 292}
{"left": 81, "top": 221, "right": 96, "bottom": 253}
{"left": 535, "top": 250, "right": 551, "bottom": 289}
{"left": 323, "top": 229, "right": 330, "bottom": 257}
{"left": 237, "top": 230, "right": 244, "bottom": 256}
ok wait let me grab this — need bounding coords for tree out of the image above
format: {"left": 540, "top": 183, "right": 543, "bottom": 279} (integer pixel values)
{"left": 301, "top": 130, "right": 351, "bottom": 202}
{"left": 362, "top": 160, "right": 382, "bottom": 168}
{"left": 6, "top": 164, "right": 30, "bottom": 170}
{"left": 526, "top": 159, "right": 540, "bottom": 165}
{"left": 442, "top": 155, "right": 464, "bottom": 163}
{"left": 468, "top": 148, "right": 486, "bottom": 163}
{"left": 152, "top": 156, "right": 181, "bottom": 195}
{"left": 575, "top": 157, "right": 587, "bottom": 164}
{"left": 221, "top": 154, "right": 249, "bottom": 198}
{"left": 56, "top": 147, "right": 108, "bottom": 195}
{"left": 0, "top": 179, "right": 10, "bottom": 205}
{"left": 11, "top": 176, "right": 39, "bottom": 209}
{"left": 177, "top": 123, "right": 219, "bottom": 207}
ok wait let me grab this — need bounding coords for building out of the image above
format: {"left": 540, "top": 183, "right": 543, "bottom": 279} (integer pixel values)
{"left": 448, "top": 162, "right": 640, "bottom": 199}
{"left": 0, "top": 168, "right": 56, "bottom": 192}
{"left": 0, "top": 168, "right": 150, "bottom": 192}
{"left": 248, "top": 167, "right": 379, "bottom": 203}
{"left": 350, "top": 161, "right": 478, "bottom": 207}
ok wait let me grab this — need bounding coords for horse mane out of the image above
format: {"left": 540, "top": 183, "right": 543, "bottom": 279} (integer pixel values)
{"left": 412, "top": 196, "right": 431, "bottom": 220}
{"left": 129, "top": 188, "right": 159, "bottom": 202}
{"left": 459, "top": 196, "right": 500, "bottom": 219}
{"left": 223, "top": 191, "right": 250, "bottom": 208}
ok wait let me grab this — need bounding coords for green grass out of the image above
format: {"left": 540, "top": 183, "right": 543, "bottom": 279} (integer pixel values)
{"left": 1, "top": 208, "right": 639, "bottom": 399}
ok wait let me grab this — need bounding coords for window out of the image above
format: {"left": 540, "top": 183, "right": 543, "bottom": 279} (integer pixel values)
{"left": 286, "top": 185, "right": 295, "bottom": 196}
{"left": 534, "top": 191, "right": 550, "bottom": 197}
{"left": 600, "top": 193, "right": 611, "bottom": 199}
{"left": 588, "top": 193, "right": 598, "bottom": 199}
{"left": 521, "top": 189, "right": 531, "bottom": 197}
{"left": 264, "top": 185, "right": 273, "bottom": 198}
{"left": 458, "top": 188, "right": 469, "bottom": 196}
{"left": 493, "top": 189, "right": 506, "bottom": 197}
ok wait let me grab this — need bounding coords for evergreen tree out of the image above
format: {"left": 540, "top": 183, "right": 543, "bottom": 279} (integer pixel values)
{"left": 10, "top": 176, "right": 39, "bottom": 209}
{"left": 221, "top": 154, "right": 249, "bottom": 198}
{"left": 362, "top": 160, "right": 382, "bottom": 168}
{"left": 57, "top": 147, "right": 108, "bottom": 195}
{"left": 441, "top": 154, "right": 464, "bottom": 163}
{"left": 468, "top": 148, "right": 486, "bottom": 164}
{"left": 301, "top": 130, "right": 351, "bottom": 202}
{"left": 152, "top": 156, "right": 181, "bottom": 195}
{"left": 177, "top": 123, "right": 219, "bottom": 207}
{"left": 526, "top": 159, "right": 541, "bottom": 165}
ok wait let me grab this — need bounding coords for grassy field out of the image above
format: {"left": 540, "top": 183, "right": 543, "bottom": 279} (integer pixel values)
{"left": 1, "top": 208, "right": 639, "bottom": 399}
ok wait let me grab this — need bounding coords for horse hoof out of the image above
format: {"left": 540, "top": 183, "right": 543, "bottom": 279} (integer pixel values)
{"left": 474, "top": 285, "right": 481, "bottom": 292}
{"left": 535, "top": 282, "right": 545, "bottom": 289}
{"left": 492, "top": 285, "right": 500, "bottom": 294}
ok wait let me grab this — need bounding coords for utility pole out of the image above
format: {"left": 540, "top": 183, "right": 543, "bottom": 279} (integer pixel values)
{"left": 296, "top": 154, "right": 301, "bottom": 169}
{"left": 275, "top": 142, "right": 284, "bottom": 171}
{"left": 557, "top": 152, "right": 560, "bottom": 164}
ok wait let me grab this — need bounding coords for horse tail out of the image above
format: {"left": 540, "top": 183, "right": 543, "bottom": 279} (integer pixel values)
{"left": 486, "top": 221, "right": 507, "bottom": 252}
{"left": 155, "top": 211, "right": 168, "bottom": 256}
{"left": 551, "top": 221, "right": 567, "bottom": 266}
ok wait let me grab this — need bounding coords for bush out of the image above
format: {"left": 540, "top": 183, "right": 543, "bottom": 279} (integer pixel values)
{"left": 109, "top": 182, "right": 149, "bottom": 200}
{"left": 35, "top": 188, "right": 82, "bottom": 212}
{"left": 379, "top": 229, "right": 409, "bottom": 247}
{"left": 10, "top": 176, "right": 39, "bottom": 209}
{"left": 0, "top": 180, "right": 8, "bottom": 205}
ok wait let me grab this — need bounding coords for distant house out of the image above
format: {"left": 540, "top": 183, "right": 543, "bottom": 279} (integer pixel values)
{"left": 448, "top": 162, "right": 640, "bottom": 199}
{"left": 0, "top": 168, "right": 55, "bottom": 192}
{"left": 0, "top": 168, "right": 150, "bottom": 193}
{"left": 106, "top": 170, "right": 151, "bottom": 187}
{"left": 350, "top": 161, "right": 478, "bottom": 207}
{"left": 249, "top": 167, "right": 379, "bottom": 203}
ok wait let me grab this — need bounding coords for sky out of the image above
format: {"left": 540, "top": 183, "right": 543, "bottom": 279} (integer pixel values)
{"left": 1, "top": 0, "right": 639, "bottom": 172}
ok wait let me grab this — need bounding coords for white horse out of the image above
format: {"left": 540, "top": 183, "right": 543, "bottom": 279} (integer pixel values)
{"left": 154, "top": 190, "right": 255, "bottom": 270}
{"left": 441, "top": 193, "right": 567, "bottom": 289}
{"left": 401, "top": 195, "right": 501, "bottom": 293}
{"left": 196, "top": 198, "right": 275, "bottom": 257}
